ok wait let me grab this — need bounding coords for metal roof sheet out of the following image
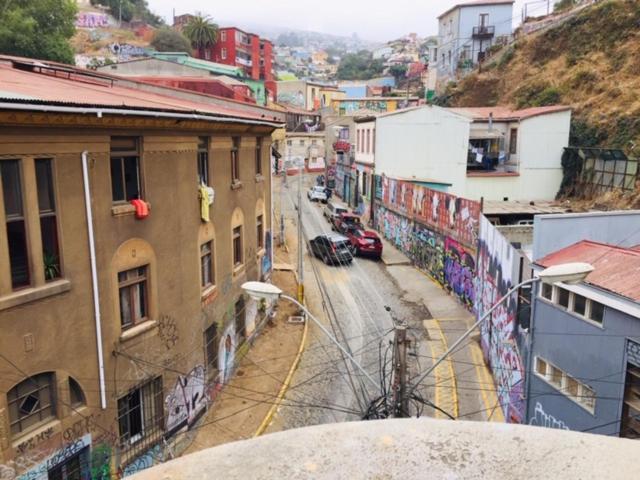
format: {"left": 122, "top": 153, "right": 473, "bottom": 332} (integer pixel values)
{"left": 449, "top": 106, "right": 571, "bottom": 122}
{"left": 536, "top": 240, "right": 640, "bottom": 302}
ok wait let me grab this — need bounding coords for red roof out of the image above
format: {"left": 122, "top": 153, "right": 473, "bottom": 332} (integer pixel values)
{"left": 439, "top": 0, "right": 514, "bottom": 18}
{"left": 449, "top": 105, "right": 571, "bottom": 121}
{"left": 536, "top": 240, "right": 640, "bottom": 302}
{"left": 0, "top": 57, "right": 280, "bottom": 125}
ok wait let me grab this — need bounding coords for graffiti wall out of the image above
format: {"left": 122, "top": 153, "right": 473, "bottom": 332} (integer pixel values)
{"left": 475, "top": 215, "right": 525, "bottom": 423}
{"left": 75, "top": 12, "right": 110, "bottom": 28}
{"left": 165, "top": 365, "right": 208, "bottom": 435}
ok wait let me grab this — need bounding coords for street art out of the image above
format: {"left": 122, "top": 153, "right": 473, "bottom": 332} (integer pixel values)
{"left": 120, "top": 445, "right": 164, "bottom": 477}
{"left": 157, "top": 314, "right": 179, "bottom": 350}
{"left": 376, "top": 206, "right": 413, "bottom": 253}
{"left": 75, "top": 12, "right": 110, "bottom": 28}
{"left": 165, "top": 365, "right": 208, "bottom": 435}
{"left": 411, "top": 224, "right": 445, "bottom": 284}
{"left": 219, "top": 324, "right": 237, "bottom": 384}
{"left": 475, "top": 215, "right": 525, "bottom": 423}
{"left": 278, "top": 90, "right": 305, "bottom": 108}
{"left": 529, "top": 402, "right": 569, "bottom": 430}
{"left": 261, "top": 232, "right": 272, "bottom": 280}
{"left": 109, "top": 43, "right": 146, "bottom": 60}
{"left": 15, "top": 434, "right": 92, "bottom": 480}
{"left": 444, "top": 238, "right": 475, "bottom": 309}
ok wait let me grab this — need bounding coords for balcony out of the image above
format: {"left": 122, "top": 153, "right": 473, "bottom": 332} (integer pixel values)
{"left": 472, "top": 25, "right": 495, "bottom": 39}
{"left": 236, "top": 57, "right": 253, "bottom": 67}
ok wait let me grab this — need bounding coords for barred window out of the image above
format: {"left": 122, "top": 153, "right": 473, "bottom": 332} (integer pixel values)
{"left": 117, "top": 377, "right": 164, "bottom": 450}
{"left": 7, "top": 373, "right": 56, "bottom": 436}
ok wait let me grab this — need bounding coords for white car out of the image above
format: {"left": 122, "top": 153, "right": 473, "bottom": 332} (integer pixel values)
{"left": 307, "top": 186, "right": 328, "bottom": 203}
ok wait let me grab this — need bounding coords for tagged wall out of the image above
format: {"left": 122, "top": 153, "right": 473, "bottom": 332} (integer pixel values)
{"left": 475, "top": 215, "right": 525, "bottom": 423}
{"left": 373, "top": 176, "right": 479, "bottom": 308}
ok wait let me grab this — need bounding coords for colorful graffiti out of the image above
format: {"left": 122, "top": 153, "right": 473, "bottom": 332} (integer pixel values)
{"left": 219, "top": 324, "right": 237, "bottom": 383}
{"left": 165, "top": 365, "right": 208, "bottom": 435}
{"left": 444, "top": 238, "right": 475, "bottom": 309}
{"left": 529, "top": 402, "right": 569, "bottom": 430}
{"left": 475, "top": 215, "right": 525, "bottom": 423}
{"left": 261, "top": 231, "right": 272, "bottom": 280}
{"left": 75, "top": 12, "right": 110, "bottom": 28}
{"left": 381, "top": 176, "right": 480, "bottom": 246}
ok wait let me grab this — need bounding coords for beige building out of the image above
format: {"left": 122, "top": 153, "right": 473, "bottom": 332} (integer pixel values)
{"left": 0, "top": 56, "right": 279, "bottom": 478}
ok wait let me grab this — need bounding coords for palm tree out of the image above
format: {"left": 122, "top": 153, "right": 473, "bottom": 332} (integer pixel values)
{"left": 183, "top": 13, "right": 219, "bottom": 59}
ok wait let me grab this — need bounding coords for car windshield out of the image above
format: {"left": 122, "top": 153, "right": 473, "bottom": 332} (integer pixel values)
{"left": 333, "top": 240, "right": 351, "bottom": 250}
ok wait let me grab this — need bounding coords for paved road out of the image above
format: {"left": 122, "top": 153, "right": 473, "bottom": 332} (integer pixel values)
{"left": 272, "top": 175, "right": 438, "bottom": 429}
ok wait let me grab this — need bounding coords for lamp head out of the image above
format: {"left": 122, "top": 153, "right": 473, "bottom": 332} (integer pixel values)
{"left": 241, "top": 281, "right": 283, "bottom": 302}
{"left": 538, "top": 262, "right": 594, "bottom": 285}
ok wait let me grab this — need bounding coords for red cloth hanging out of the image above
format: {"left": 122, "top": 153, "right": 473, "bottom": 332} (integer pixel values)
{"left": 130, "top": 199, "right": 150, "bottom": 219}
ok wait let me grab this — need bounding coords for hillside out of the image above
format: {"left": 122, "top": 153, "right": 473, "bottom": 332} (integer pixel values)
{"left": 445, "top": 0, "right": 640, "bottom": 152}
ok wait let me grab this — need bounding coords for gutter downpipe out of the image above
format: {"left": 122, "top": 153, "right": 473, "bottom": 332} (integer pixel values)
{"left": 81, "top": 151, "right": 107, "bottom": 410}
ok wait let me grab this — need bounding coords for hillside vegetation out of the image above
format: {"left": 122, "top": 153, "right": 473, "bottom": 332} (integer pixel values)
{"left": 446, "top": 0, "right": 640, "bottom": 151}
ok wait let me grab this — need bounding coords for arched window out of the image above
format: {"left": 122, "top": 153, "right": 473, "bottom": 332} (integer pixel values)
{"left": 7, "top": 372, "right": 56, "bottom": 436}
{"left": 68, "top": 377, "right": 86, "bottom": 408}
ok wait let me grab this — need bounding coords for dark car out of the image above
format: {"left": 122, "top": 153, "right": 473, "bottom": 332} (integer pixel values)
{"left": 309, "top": 234, "right": 354, "bottom": 265}
{"left": 316, "top": 174, "right": 325, "bottom": 186}
{"left": 334, "top": 213, "right": 364, "bottom": 234}
{"left": 346, "top": 229, "right": 383, "bottom": 259}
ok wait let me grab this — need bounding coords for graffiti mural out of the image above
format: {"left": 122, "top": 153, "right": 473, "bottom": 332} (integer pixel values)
{"left": 529, "top": 402, "right": 569, "bottom": 430}
{"left": 15, "top": 434, "right": 92, "bottom": 480}
{"left": 411, "top": 224, "right": 445, "bottom": 284}
{"left": 120, "top": 445, "right": 164, "bottom": 478}
{"left": 218, "top": 324, "right": 237, "bottom": 384}
{"left": 165, "top": 365, "right": 208, "bottom": 435}
{"left": 261, "top": 231, "right": 272, "bottom": 280}
{"left": 475, "top": 215, "right": 525, "bottom": 423}
{"left": 278, "top": 90, "right": 305, "bottom": 108}
{"left": 375, "top": 206, "right": 413, "bottom": 253}
{"left": 75, "top": 12, "right": 110, "bottom": 28}
{"left": 443, "top": 238, "right": 475, "bottom": 309}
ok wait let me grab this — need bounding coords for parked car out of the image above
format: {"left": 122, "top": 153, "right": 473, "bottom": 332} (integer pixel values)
{"left": 334, "top": 213, "right": 364, "bottom": 233}
{"left": 309, "top": 233, "right": 354, "bottom": 265}
{"left": 308, "top": 186, "right": 328, "bottom": 203}
{"left": 346, "top": 228, "right": 383, "bottom": 259}
{"left": 323, "top": 201, "right": 348, "bottom": 224}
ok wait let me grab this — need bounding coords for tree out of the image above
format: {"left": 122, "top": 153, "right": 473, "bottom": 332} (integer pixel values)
{"left": 0, "top": 0, "right": 77, "bottom": 64}
{"left": 183, "top": 13, "right": 218, "bottom": 57}
{"left": 151, "top": 28, "right": 192, "bottom": 53}
{"left": 90, "top": 0, "right": 163, "bottom": 26}
{"left": 336, "top": 50, "right": 384, "bottom": 80}
{"left": 388, "top": 64, "right": 408, "bottom": 83}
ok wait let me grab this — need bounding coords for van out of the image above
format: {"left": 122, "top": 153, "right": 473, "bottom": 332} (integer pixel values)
{"left": 323, "top": 201, "right": 348, "bottom": 225}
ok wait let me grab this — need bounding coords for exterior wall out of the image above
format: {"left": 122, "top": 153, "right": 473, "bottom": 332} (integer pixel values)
{"left": 277, "top": 80, "right": 309, "bottom": 110}
{"left": 354, "top": 120, "right": 376, "bottom": 166}
{"left": 284, "top": 133, "right": 325, "bottom": 174}
{"left": 323, "top": 115, "right": 356, "bottom": 203}
{"left": 528, "top": 295, "right": 639, "bottom": 434}
{"left": 331, "top": 98, "right": 419, "bottom": 116}
{"left": 0, "top": 123, "right": 273, "bottom": 478}
{"left": 532, "top": 211, "right": 640, "bottom": 261}
{"left": 102, "top": 59, "right": 210, "bottom": 78}
{"left": 375, "top": 106, "right": 470, "bottom": 186}
{"left": 458, "top": 5, "right": 513, "bottom": 61}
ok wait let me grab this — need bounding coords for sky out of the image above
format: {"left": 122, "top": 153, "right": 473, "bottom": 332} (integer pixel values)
{"left": 147, "top": 0, "right": 544, "bottom": 42}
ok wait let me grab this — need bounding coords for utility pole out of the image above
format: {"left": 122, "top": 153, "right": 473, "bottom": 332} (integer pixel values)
{"left": 387, "top": 306, "right": 409, "bottom": 418}
{"left": 297, "top": 157, "right": 304, "bottom": 304}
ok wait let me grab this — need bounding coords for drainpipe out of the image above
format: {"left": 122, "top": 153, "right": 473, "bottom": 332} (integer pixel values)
{"left": 81, "top": 151, "right": 107, "bottom": 410}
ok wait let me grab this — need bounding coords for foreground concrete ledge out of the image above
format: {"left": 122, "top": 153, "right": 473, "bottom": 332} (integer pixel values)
{"left": 130, "top": 418, "right": 640, "bottom": 479}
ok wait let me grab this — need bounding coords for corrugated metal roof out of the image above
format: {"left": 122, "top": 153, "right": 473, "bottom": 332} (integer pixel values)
{"left": 449, "top": 106, "right": 571, "bottom": 122}
{"left": 0, "top": 61, "right": 276, "bottom": 124}
{"left": 438, "top": 0, "right": 515, "bottom": 19}
{"left": 536, "top": 240, "right": 640, "bottom": 302}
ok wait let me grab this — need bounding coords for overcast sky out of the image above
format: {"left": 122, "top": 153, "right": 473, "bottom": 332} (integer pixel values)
{"left": 148, "top": 0, "right": 543, "bottom": 42}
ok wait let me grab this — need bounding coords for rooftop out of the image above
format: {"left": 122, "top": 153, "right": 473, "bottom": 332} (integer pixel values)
{"left": 129, "top": 418, "right": 640, "bottom": 480}
{"left": 536, "top": 240, "right": 640, "bottom": 303}
{"left": 482, "top": 200, "right": 567, "bottom": 216}
{"left": 449, "top": 105, "right": 571, "bottom": 122}
{"left": 0, "top": 56, "right": 281, "bottom": 126}
{"left": 438, "top": 0, "right": 515, "bottom": 19}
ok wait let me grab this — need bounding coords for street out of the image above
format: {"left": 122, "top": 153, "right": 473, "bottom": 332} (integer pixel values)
{"left": 270, "top": 174, "right": 492, "bottom": 430}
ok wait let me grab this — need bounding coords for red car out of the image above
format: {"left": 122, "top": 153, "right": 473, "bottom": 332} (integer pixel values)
{"left": 346, "top": 228, "right": 383, "bottom": 259}
{"left": 333, "top": 213, "right": 363, "bottom": 234}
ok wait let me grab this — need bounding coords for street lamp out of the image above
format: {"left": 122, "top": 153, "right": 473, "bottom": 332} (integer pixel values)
{"left": 241, "top": 281, "right": 380, "bottom": 390}
{"left": 408, "top": 262, "right": 594, "bottom": 398}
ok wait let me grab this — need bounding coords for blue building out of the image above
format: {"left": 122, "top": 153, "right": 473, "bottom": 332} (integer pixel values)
{"left": 527, "top": 239, "right": 640, "bottom": 438}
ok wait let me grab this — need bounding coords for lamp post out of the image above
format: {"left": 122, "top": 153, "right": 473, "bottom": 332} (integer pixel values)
{"left": 242, "top": 281, "right": 380, "bottom": 390}
{"left": 408, "top": 262, "right": 594, "bottom": 400}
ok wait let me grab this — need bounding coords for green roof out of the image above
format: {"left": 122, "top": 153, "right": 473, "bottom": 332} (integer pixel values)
{"left": 150, "top": 52, "right": 243, "bottom": 77}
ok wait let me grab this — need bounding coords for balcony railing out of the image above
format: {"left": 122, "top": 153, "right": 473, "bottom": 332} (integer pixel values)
{"left": 472, "top": 25, "right": 495, "bottom": 38}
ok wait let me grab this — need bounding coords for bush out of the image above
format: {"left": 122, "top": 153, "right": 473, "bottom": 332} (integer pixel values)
{"left": 568, "top": 69, "right": 598, "bottom": 90}
{"left": 497, "top": 47, "right": 515, "bottom": 69}
{"left": 151, "top": 28, "right": 192, "bottom": 53}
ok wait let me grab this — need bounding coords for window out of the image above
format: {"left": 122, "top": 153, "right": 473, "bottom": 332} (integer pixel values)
{"left": 589, "top": 301, "right": 604, "bottom": 324}
{"left": 235, "top": 297, "right": 245, "bottom": 342}
{"left": 255, "top": 138, "right": 262, "bottom": 175}
{"left": 572, "top": 294, "right": 587, "bottom": 316}
{"left": 117, "top": 377, "right": 163, "bottom": 448}
{"left": 1, "top": 160, "right": 30, "bottom": 288}
{"left": 509, "top": 128, "right": 518, "bottom": 155}
{"left": 311, "top": 139, "right": 317, "bottom": 145}
{"left": 204, "top": 324, "right": 218, "bottom": 369}
{"left": 448, "top": 50, "right": 451, "bottom": 65}
{"left": 200, "top": 241, "right": 214, "bottom": 289}
{"left": 118, "top": 266, "right": 148, "bottom": 329}
{"left": 373, "top": 129, "right": 376, "bottom": 154}
{"left": 231, "top": 137, "right": 240, "bottom": 183}
{"left": 299, "top": 139, "right": 305, "bottom": 147}
{"left": 535, "top": 356, "right": 596, "bottom": 413}
{"left": 7, "top": 373, "right": 56, "bottom": 436}
{"left": 233, "top": 226, "right": 243, "bottom": 267}
{"left": 479, "top": 13, "right": 489, "bottom": 27}
{"left": 221, "top": 48, "right": 227, "bottom": 60}
{"left": 286, "top": 140, "right": 292, "bottom": 146}
{"left": 541, "top": 283, "right": 553, "bottom": 301}
{"left": 221, "top": 30, "right": 226, "bottom": 41}
{"left": 256, "top": 214, "right": 264, "bottom": 250}
{"left": 366, "top": 129, "right": 371, "bottom": 154}
{"left": 197, "top": 137, "right": 209, "bottom": 185}
{"left": 69, "top": 377, "right": 85, "bottom": 407}
{"left": 110, "top": 137, "right": 141, "bottom": 203}
{"left": 48, "top": 446, "right": 90, "bottom": 480}
{"left": 362, "top": 172, "right": 368, "bottom": 196}
{"left": 557, "top": 287, "right": 570, "bottom": 309}
{"left": 35, "top": 159, "right": 61, "bottom": 281}
{"left": 357, "top": 130, "right": 361, "bottom": 152}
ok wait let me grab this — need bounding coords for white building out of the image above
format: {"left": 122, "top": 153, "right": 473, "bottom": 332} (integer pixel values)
{"left": 374, "top": 105, "right": 572, "bottom": 201}
{"left": 285, "top": 132, "right": 326, "bottom": 174}
{"left": 430, "top": 0, "right": 514, "bottom": 90}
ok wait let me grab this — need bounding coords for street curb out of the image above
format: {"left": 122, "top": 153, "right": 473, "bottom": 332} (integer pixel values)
{"left": 253, "top": 274, "right": 309, "bottom": 437}
{"left": 434, "top": 318, "right": 459, "bottom": 419}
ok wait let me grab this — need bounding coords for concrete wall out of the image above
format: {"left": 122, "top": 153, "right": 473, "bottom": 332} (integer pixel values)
{"left": 102, "top": 58, "right": 209, "bottom": 77}
{"left": 0, "top": 121, "right": 273, "bottom": 478}
{"left": 375, "top": 106, "right": 470, "bottom": 187}
{"left": 529, "top": 297, "right": 638, "bottom": 434}
{"left": 355, "top": 120, "right": 375, "bottom": 166}
{"left": 532, "top": 211, "right": 640, "bottom": 261}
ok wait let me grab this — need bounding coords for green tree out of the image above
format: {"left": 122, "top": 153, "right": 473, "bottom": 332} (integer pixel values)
{"left": 183, "top": 13, "right": 218, "bottom": 58}
{"left": 151, "top": 27, "right": 192, "bottom": 53}
{"left": 388, "top": 64, "right": 408, "bottom": 83}
{"left": 336, "top": 50, "right": 384, "bottom": 80}
{"left": 0, "top": 0, "right": 77, "bottom": 64}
